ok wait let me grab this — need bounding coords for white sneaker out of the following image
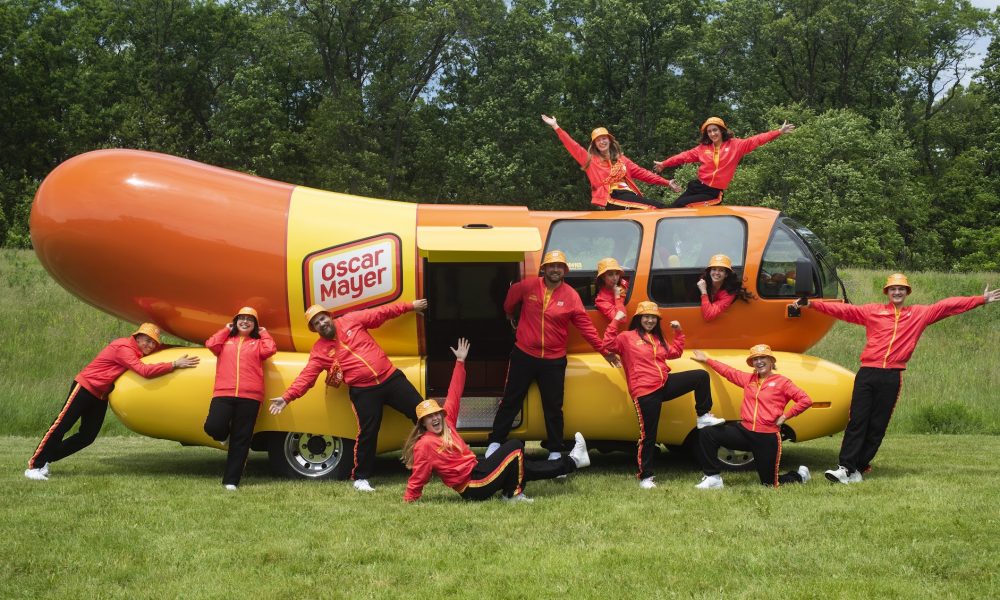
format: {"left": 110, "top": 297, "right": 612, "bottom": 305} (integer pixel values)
{"left": 484, "top": 442, "right": 500, "bottom": 459}
{"left": 353, "top": 479, "right": 375, "bottom": 492}
{"left": 639, "top": 476, "right": 656, "bottom": 490}
{"left": 696, "top": 412, "right": 725, "bottom": 429}
{"left": 847, "top": 470, "right": 863, "bottom": 484}
{"left": 224, "top": 484, "right": 238, "bottom": 491}
{"left": 503, "top": 493, "right": 534, "bottom": 503}
{"left": 40, "top": 463, "right": 50, "bottom": 476}
{"left": 824, "top": 466, "right": 850, "bottom": 484}
{"left": 695, "top": 474, "right": 724, "bottom": 489}
{"left": 568, "top": 432, "right": 590, "bottom": 469}
{"left": 24, "top": 468, "right": 48, "bottom": 481}
{"left": 797, "top": 465, "right": 811, "bottom": 483}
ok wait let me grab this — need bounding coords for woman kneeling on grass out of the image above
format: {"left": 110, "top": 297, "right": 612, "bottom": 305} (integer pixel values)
{"left": 203, "top": 307, "right": 277, "bottom": 490}
{"left": 690, "top": 345, "right": 811, "bottom": 489}
{"left": 403, "top": 338, "right": 591, "bottom": 503}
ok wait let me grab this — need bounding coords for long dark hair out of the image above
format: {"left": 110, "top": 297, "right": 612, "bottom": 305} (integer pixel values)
{"left": 702, "top": 267, "right": 753, "bottom": 303}
{"left": 628, "top": 314, "right": 667, "bottom": 346}
{"left": 700, "top": 128, "right": 732, "bottom": 145}
{"left": 583, "top": 136, "right": 623, "bottom": 171}
{"left": 229, "top": 316, "right": 261, "bottom": 339}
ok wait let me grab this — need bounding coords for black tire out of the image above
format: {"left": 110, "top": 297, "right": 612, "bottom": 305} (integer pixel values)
{"left": 680, "top": 428, "right": 755, "bottom": 472}
{"left": 266, "top": 432, "right": 353, "bottom": 480}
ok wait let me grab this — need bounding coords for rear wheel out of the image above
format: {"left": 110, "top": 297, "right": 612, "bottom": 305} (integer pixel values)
{"left": 680, "top": 429, "right": 755, "bottom": 471}
{"left": 267, "top": 432, "right": 352, "bottom": 480}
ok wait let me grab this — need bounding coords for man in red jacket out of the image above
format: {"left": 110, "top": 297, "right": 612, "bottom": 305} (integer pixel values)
{"left": 486, "top": 250, "right": 618, "bottom": 460}
{"left": 25, "top": 323, "right": 200, "bottom": 480}
{"left": 269, "top": 299, "right": 428, "bottom": 492}
{"left": 796, "top": 274, "right": 1000, "bottom": 484}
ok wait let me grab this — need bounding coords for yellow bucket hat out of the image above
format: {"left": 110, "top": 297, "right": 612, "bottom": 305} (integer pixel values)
{"left": 882, "top": 273, "right": 911, "bottom": 294}
{"left": 596, "top": 257, "right": 624, "bottom": 278}
{"left": 707, "top": 254, "right": 733, "bottom": 271}
{"left": 416, "top": 399, "right": 445, "bottom": 421}
{"left": 541, "top": 250, "right": 569, "bottom": 271}
{"left": 700, "top": 117, "right": 728, "bottom": 133}
{"left": 132, "top": 323, "right": 162, "bottom": 346}
{"left": 236, "top": 306, "right": 258, "bottom": 320}
{"left": 746, "top": 344, "right": 776, "bottom": 366}
{"left": 590, "top": 127, "right": 615, "bottom": 142}
{"left": 635, "top": 301, "right": 660, "bottom": 317}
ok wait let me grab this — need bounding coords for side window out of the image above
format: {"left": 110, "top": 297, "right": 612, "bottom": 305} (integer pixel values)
{"left": 649, "top": 216, "right": 747, "bottom": 305}
{"left": 544, "top": 219, "right": 643, "bottom": 306}
{"left": 758, "top": 226, "right": 809, "bottom": 298}
{"left": 781, "top": 217, "right": 842, "bottom": 299}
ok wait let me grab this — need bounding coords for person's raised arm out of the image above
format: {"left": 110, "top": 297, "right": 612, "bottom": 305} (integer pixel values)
{"left": 444, "top": 338, "right": 470, "bottom": 428}
{"left": 666, "top": 321, "right": 685, "bottom": 359}
{"left": 257, "top": 327, "right": 278, "bottom": 360}
{"left": 205, "top": 326, "right": 232, "bottom": 356}
{"left": 693, "top": 350, "right": 751, "bottom": 388}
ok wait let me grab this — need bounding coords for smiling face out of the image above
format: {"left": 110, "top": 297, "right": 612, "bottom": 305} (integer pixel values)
{"left": 886, "top": 285, "right": 910, "bottom": 307}
{"left": 708, "top": 267, "right": 728, "bottom": 286}
{"left": 706, "top": 124, "right": 723, "bottom": 144}
{"left": 134, "top": 334, "right": 158, "bottom": 356}
{"left": 751, "top": 355, "right": 774, "bottom": 377}
{"left": 594, "top": 135, "right": 611, "bottom": 153}
{"left": 640, "top": 314, "right": 659, "bottom": 333}
{"left": 309, "top": 312, "right": 336, "bottom": 339}
{"left": 234, "top": 314, "right": 256, "bottom": 336}
{"left": 543, "top": 262, "right": 566, "bottom": 285}
{"left": 422, "top": 411, "right": 444, "bottom": 435}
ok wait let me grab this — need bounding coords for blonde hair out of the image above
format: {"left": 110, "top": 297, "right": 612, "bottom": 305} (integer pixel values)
{"left": 401, "top": 416, "right": 461, "bottom": 469}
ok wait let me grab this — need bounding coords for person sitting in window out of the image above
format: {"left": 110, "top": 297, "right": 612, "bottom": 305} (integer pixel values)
{"left": 594, "top": 257, "right": 628, "bottom": 324}
{"left": 697, "top": 254, "right": 752, "bottom": 321}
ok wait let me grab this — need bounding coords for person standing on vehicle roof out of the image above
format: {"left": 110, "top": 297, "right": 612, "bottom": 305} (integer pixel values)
{"left": 25, "top": 323, "right": 200, "bottom": 480}
{"left": 268, "top": 299, "right": 429, "bottom": 492}
{"left": 542, "top": 114, "right": 682, "bottom": 210}
{"left": 653, "top": 117, "right": 794, "bottom": 208}
{"left": 690, "top": 345, "right": 812, "bottom": 489}
{"left": 795, "top": 274, "right": 1000, "bottom": 484}
{"left": 697, "top": 254, "right": 753, "bottom": 321}
{"left": 403, "top": 338, "right": 592, "bottom": 503}
{"left": 486, "top": 250, "right": 619, "bottom": 460}
{"left": 603, "top": 302, "right": 725, "bottom": 489}
{"left": 203, "top": 307, "right": 277, "bottom": 491}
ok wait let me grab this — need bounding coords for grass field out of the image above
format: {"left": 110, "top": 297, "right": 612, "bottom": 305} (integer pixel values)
{"left": 3, "top": 435, "right": 999, "bottom": 599}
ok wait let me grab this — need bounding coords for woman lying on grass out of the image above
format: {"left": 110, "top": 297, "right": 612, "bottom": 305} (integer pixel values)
{"left": 402, "top": 338, "right": 591, "bottom": 503}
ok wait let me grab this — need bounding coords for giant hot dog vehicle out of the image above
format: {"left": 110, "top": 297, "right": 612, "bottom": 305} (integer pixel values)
{"left": 31, "top": 150, "right": 854, "bottom": 478}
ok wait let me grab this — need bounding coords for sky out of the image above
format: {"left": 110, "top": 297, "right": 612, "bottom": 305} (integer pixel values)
{"left": 968, "top": 1, "right": 998, "bottom": 79}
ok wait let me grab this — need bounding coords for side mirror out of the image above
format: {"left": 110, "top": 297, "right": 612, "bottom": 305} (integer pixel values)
{"left": 786, "top": 258, "right": 815, "bottom": 318}
{"left": 794, "top": 258, "right": 814, "bottom": 297}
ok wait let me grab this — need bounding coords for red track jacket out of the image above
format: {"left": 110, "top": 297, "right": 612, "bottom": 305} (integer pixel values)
{"left": 206, "top": 328, "right": 278, "bottom": 402}
{"left": 404, "top": 361, "right": 477, "bottom": 502}
{"left": 506, "top": 278, "right": 604, "bottom": 359}
{"left": 700, "top": 288, "right": 735, "bottom": 321}
{"left": 603, "top": 318, "right": 685, "bottom": 399}
{"left": 706, "top": 359, "right": 812, "bottom": 434}
{"left": 554, "top": 127, "right": 670, "bottom": 208}
{"left": 658, "top": 130, "right": 782, "bottom": 190}
{"left": 809, "top": 296, "right": 986, "bottom": 369}
{"left": 282, "top": 302, "right": 412, "bottom": 402}
{"left": 76, "top": 336, "right": 176, "bottom": 399}
{"left": 594, "top": 282, "right": 627, "bottom": 323}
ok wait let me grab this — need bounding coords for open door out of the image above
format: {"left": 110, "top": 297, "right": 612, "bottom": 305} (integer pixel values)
{"left": 417, "top": 217, "right": 541, "bottom": 431}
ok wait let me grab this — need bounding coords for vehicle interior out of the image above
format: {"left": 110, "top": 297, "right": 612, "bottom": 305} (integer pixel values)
{"left": 423, "top": 260, "right": 520, "bottom": 430}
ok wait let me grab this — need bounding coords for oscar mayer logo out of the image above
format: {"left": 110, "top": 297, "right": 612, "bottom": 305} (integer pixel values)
{"left": 302, "top": 233, "right": 402, "bottom": 315}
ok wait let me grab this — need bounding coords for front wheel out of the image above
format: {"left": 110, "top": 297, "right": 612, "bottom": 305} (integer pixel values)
{"left": 267, "top": 432, "right": 352, "bottom": 480}
{"left": 680, "top": 429, "right": 756, "bottom": 471}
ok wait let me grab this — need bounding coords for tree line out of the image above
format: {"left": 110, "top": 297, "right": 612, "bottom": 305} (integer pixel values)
{"left": 2, "top": 0, "right": 998, "bottom": 270}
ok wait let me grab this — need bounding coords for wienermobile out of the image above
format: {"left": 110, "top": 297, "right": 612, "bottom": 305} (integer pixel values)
{"left": 31, "top": 149, "right": 854, "bottom": 478}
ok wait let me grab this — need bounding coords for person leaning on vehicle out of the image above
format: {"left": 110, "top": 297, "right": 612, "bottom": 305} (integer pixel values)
{"left": 485, "top": 250, "right": 619, "bottom": 461}
{"left": 25, "top": 323, "right": 200, "bottom": 480}
{"left": 269, "top": 299, "right": 429, "bottom": 493}
{"left": 794, "top": 274, "right": 1000, "bottom": 484}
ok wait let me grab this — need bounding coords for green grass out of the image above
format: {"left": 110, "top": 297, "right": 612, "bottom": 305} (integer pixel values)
{"left": 2, "top": 435, "right": 999, "bottom": 599}
{"left": 2, "top": 249, "right": 997, "bottom": 435}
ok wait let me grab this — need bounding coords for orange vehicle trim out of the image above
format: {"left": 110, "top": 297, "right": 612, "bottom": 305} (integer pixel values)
{"left": 882, "top": 308, "right": 901, "bottom": 368}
